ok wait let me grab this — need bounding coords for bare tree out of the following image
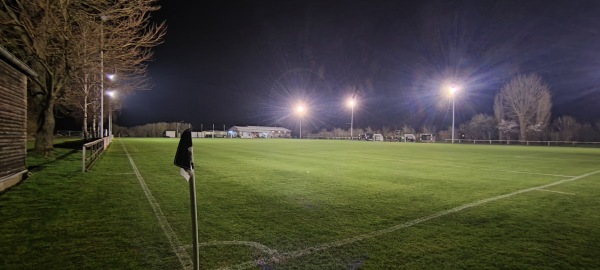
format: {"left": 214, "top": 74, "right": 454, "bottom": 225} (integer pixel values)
{"left": 61, "top": 0, "right": 165, "bottom": 138}
{"left": 578, "top": 123, "right": 596, "bottom": 142}
{"left": 1, "top": 0, "right": 165, "bottom": 154}
{"left": 553, "top": 116, "right": 580, "bottom": 141}
{"left": 493, "top": 94, "right": 504, "bottom": 141}
{"left": 1, "top": 0, "right": 72, "bottom": 154}
{"left": 463, "top": 114, "right": 496, "bottom": 140}
{"left": 401, "top": 124, "right": 416, "bottom": 135}
{"left": 497, "top": 119, "right": 519, "bottom": 142}
{"left": 495, "top": 74, "right": 552, "bottom": 141}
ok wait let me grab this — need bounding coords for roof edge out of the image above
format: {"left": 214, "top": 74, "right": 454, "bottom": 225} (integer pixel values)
{"left": 0, "top": 46, "right": 37, "bottom": 78}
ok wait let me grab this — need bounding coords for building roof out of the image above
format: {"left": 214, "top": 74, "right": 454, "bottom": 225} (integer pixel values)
{"left": 230, "top": 126, "right": 290, "bottom": 133}
{"left": 0, "top": 46, "right": 37, "bottom": 78}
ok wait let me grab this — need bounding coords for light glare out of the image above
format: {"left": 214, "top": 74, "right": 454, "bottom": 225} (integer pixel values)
{"left": 449, "top": 85, "right": 459, "bottom": 96}
{"left": 347, "top": 98, "right": 356, "bottom": 108}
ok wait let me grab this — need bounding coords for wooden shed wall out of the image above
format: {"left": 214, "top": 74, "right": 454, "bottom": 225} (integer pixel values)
{"left": 0, "top": 59, "right": 27, "bottom": 180}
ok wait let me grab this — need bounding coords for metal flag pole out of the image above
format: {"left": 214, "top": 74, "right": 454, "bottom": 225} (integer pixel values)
{"left": 174, "top": 129, "right": 199, "bottom": 270}
{"left": 188, "top": 168, "right": 199, "bottom": 270}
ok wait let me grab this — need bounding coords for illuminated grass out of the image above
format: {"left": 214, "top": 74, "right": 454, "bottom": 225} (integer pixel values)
{"left": 1, "top": 139, "right": 599, "bottom": 269}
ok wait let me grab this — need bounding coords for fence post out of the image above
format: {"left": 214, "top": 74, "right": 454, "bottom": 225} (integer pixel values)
{"left": 82, "top": 145, "right": 86, "bottom": 172}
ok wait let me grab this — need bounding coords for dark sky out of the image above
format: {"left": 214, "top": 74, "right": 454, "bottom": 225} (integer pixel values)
{"left": 118, "top": 0, "right": 600, "bottom": 132}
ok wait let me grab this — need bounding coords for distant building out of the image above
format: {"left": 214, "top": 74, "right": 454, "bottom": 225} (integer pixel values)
{"left": 165, "top": 130, "right": 228, "bottom": 138}
{"left": 165, "top": 131, "right": 176, "bottom": 138}
{"left": 228, "top": 126, "right": 291, "bottom": 138}
{"left": 0, "top": 46, "right": 37, "bottom": 192}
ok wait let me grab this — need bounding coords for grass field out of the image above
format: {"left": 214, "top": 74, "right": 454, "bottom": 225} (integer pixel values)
{"left": 1, "top": 138, "right": 600, "bottom": 269}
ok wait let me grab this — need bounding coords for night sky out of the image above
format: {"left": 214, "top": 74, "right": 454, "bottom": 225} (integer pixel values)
{"left": 118, "top": 0, "right": 600, "bottom": 132}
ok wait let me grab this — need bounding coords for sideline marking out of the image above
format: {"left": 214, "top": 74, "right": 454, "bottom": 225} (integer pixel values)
{"left": 222, "top": 169, "right": 600, "bottom": 270}
{"left": 537, "top": 189, "right": 576, "bottom": 195}
{"left": 182, "top": 241, "right": 278, "bottom": 256}
{"left": 121, "top": 141, "right": 193, "bottom": 270}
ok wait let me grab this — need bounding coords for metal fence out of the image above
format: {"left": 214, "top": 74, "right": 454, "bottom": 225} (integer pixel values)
{"left": 444, "top": 139, "right": 600, "bottom": 147}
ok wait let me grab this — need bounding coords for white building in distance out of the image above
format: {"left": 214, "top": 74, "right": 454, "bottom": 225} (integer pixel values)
{"left": 228, "top": 126, "right": 291, "bottom": 138}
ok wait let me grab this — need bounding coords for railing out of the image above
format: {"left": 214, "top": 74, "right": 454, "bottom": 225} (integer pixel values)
{"left": 56, "top": 130, "right": 83, "bottom": 137}
{"left": 82, "top": 138, "right": 104, "bottom": 172}
{"left": 444, "top": 139, "right": 600, "bottom": 147}
{"left": 306, "top": 136, "right": 354, "bottom": 140}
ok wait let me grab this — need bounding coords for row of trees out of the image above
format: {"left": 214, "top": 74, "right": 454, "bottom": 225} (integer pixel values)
{"left": 306, "top": 73, "right": 598, "bottom": 143}
{"left": 112, "top": 122, "right": 192, "bottom": 138}
{"left": 460, "top": 114, "right": 600, "bottom": 142}
{"left": 1, "top": 0, "right": 165, "bottom": 154}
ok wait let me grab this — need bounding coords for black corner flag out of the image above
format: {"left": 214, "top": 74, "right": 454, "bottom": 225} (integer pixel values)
{"left": 174, "top": 129, "right": 194, "bottom": 180}
{"left": 173, "top": 128, "right": 199, "bottom": 270}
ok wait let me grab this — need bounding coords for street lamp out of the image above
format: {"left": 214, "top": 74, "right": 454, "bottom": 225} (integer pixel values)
{"left": 347, "top": 98, "right": 356, "bottom": 139}
{"left": 296, "top": 105, "right": 305, "bottom": 139}
{"left": 449, "top": 85, "right": 459, "bottom": 143}
{"left": 106, "top": 90, "right": 116, "bottom": 139}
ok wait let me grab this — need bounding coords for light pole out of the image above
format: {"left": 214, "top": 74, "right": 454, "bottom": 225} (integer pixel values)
{"left": 347, "top": 98, "right": 356, "bottom": 139}
{"left": 296, "top": 105, "right": 305, "bottom": 139}
{"left": 449, "top": 85, "right": 459, "bottom": 143}
{"left": 107, "top": 90, "right": 116, "bottom": 139}
{"left": 99, "top": 15, "right": 106, "bottom": 138}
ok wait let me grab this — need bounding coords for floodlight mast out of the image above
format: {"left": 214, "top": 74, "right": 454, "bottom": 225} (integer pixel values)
{"left": 449, "top": 85, "right": 459, "bottom": 143}
{"left": 296, "top": 105, "right": 305, "bottom": 139}
{"left": 348, "top": 98, "right": 356, "bottom": 139}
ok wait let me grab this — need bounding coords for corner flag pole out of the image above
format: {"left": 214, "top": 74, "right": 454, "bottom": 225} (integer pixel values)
{"left": 174, "top": 129, "right": 199, "bottom": 270}
{"left": 188, "top": 168, "right": 199, "bottom": 270}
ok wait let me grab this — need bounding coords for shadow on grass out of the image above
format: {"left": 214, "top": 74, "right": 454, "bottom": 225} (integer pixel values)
{"left": 28, "top": 149, "right": 79, "bottom": 172}
{"left": 27, "top": 139, "right": 94, "bottom": 172}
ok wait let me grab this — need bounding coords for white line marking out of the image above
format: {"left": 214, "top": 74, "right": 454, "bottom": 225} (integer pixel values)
{"left": 221, "top": 169, "right": 600, "bottom": 270}
{"left": 537, "top": 189, "right": 576, "bottom": 195}
{"left": 182, "top": 241, "right": 278, "bottom": 255}
{"left": 121, "top": 141, "right": 193, "bottom": 270}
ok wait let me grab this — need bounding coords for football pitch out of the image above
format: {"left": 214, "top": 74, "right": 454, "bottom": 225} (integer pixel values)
{"left": 2, "top": 138, "right": 600, "bottom": 269}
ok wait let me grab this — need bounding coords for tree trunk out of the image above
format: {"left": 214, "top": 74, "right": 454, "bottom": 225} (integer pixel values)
{"left": 82, "top": 72, "right": 90, "bottom": 140}
{"left": 518, "top": 115, "right": 527, "bottom": 141}
{"left": 92, "top": 116, "right": 97, "bottom": 138}
{"left": 34, "top": 96, "right": 56, "bottom": 156}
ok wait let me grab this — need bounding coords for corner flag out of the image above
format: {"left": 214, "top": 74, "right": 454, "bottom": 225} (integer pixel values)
{"left": 174, "top": 129, "right": 194, "bottom": 181}
{"left": 173, "top": 128, "right": 199, "bottom": 270}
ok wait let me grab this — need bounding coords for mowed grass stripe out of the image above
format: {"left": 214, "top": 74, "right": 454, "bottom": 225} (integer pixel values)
{"left": 120, "top": 141, "right": 193, "bottom": 269}
{"left": 0, "top": 140, "right": 182, "bottom": 269}
{"left": 114, "top": 138, "right": 600, "bottom": 269}
{"left": 225, "top": 168, "right": 600, "bottom": 269}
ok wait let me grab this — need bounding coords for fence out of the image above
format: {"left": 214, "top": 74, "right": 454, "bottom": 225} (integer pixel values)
{"left": 306, "top": 136, "right": 353, "bottom": 140}
{"left": 444, "top": 139, "right": 600, "bottom": 147}
{"left": 56, "top": 130, "right": 83, "bottom": 137}
{"left": 82, "top": 137, "right": 112, "bottom": 172}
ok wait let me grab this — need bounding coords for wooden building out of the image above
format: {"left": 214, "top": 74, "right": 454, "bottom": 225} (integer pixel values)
{"left": 0, "top": 46, "right": 36, "bottom": 192}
